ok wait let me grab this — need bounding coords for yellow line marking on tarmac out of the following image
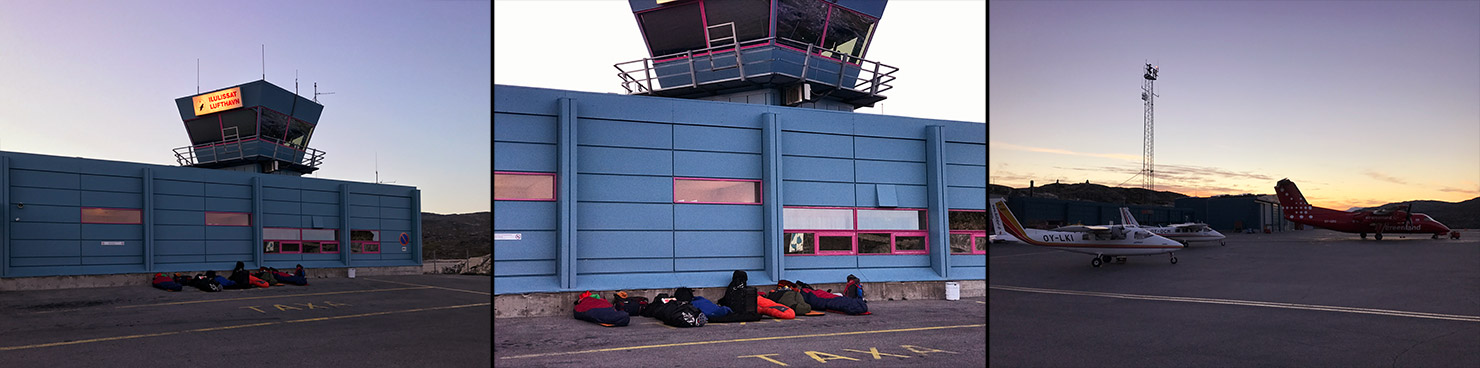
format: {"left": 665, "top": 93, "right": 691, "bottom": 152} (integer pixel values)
{"left": 976, "top": 301, "right": 986, "bottom": 304}
{"left": 0, "top": 302, "right": 490, "bottom": 352}
{"left": 362, "top": 278, "right": 492, "bottom": 296}
{"left": 991, "top": 285, "right": 1480, "bottom": 323}
{"left": 499, "top": 324, "right": 986, "bottom": 360}
{"left": 110, "top": 287, "right": 431, "bottom": 309}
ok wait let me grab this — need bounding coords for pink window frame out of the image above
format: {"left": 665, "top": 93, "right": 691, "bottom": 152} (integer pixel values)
{"left": 319, "top": 241, "right": 340, "bottom": 254}
{"left": 783, "top": 206, "right": 929, "bottom": 256}
{"left": 278, "top": 241, "right": 303, "bottom": 254}
{"left": 356, "top": 242, "right": 381, "bottom": 254}
{"left": 673, "top": 177, "right": 763, "bottom": 205}
{"left": 205, "top": 211, "right": 251, "bottom": 226}
{"left": 263, "top": 227, "right": 301, "bottom": 254}
{"left": 80, "top": 207, "right": 142, "bottom": 224}
{"left": 950, "top": 231, "right": 988, "bottom": 255}
{"left": 494, "top": 171, "right": 557, "bottom": 201}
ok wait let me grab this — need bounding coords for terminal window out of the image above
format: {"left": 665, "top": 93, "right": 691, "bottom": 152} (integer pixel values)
{"left": 784, "top": 207, "right": 928, "bottom": 255}
{"left": 950, "top": 210, "right": 987, "bottom": 254}
{"left": 205, "top": 212, "right": 250, "bottom": 226}
{"left": 495, "top": 172, "right": 556, "bottom": 201}
{"left": 81, "top": 208, "right": 141, "bottom": 224}
{"left": 674, "top": 178, "right": 760, "bottom": 204}
{"left": 351, "top": 230, "right": 381, "bottom": 254}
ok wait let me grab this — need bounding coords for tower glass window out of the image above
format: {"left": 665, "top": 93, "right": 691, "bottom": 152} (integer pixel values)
{"left": 819, "top": 6, "right": 876, "bottom": 61}
{"left": 220, "top": 108, "right": 258, "bottom": 138}
{"left": 259, "top": 108, "right": 291, "bottom": 144}
{"left": 285, "top": 119, "right": 314, "bottom": 149}
{"left": 703, "top": 0, "right": 771, "bottom": 45}
{"left": 184, "top": 116, "right": 223, "bottom": 145}
{"left": 638, "top": 2, "right": 706, "bottom": 57}
{"left": 776, "top": 0, "right": 828, "bottom": 50}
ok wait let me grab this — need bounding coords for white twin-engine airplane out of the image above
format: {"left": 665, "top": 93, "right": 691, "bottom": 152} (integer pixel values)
{"left": 993, "top": 201, "right": 1184, "bottom": 267}
{"left": 1115, "top": 207, "right": 1227, "bottom": 246}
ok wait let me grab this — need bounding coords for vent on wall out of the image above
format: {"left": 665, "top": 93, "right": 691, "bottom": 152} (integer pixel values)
{"left": 784, "top": 84, "right": 811, "bottom": 106}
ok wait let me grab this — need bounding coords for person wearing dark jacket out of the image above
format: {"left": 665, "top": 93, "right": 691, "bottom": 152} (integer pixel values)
{"left": 269, "top": 267, "right": 308, "bottom": 286}
{"left": 209, "top": 270, "right": 239, "bottom": 289}
{"left": 151, "top": 273, "right": 183, "bottom": 291}
{"left": 228, "top": 261, "right": 252, "bottom": 288}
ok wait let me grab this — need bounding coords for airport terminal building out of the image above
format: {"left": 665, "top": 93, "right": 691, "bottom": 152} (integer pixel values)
{"left": 494, "top": 0, "right": 986, "bottom": 295}
{"left": 0, "top": 80, "right": 421, "bottom": 282}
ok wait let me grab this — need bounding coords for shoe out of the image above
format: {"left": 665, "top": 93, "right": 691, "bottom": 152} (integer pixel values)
{"left": 795, "top": 281, "right": 813, "bottom": 290}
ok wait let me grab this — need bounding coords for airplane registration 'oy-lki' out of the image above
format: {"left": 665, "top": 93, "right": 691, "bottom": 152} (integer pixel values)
{"left": 1117, "top": 207, "right": 1227, "bottom": 246}
{"left": 993, "top": 201, "right": 1184, "bottom": 268}
{"left": 1274, "top": 179, "right": 1453, "bottom": 240}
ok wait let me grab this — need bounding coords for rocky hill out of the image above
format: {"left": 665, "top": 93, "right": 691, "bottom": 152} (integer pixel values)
{"left": 1358, "top": 197, "right": 1480, "bottom": 229}
{"left": 422, "top": 212, "right": 490, "bottom": 260}
{"left": 990, "top": 182, "right": 1188, "bottom": 206}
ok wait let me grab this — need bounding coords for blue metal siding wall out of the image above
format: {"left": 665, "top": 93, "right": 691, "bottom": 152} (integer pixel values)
{"left": 1, "top": 151, "right": 418, "bottom": 278}
{"left": 493, "top": 85, "right": 987, "bottom": 294}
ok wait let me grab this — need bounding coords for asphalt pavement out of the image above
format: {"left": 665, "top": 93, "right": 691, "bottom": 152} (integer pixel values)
{"left": 989, "top": 228, "right": 1480, "bottom": 367}
{"left": 0, "top": 274, "right": 491, "bottom": 367}
{"left": 495, "top": 295, "right": 987, "bottom": 367}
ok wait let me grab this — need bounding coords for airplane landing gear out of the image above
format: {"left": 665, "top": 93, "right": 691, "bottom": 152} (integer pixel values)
{"left": 1219, "top": 240, "right": 1226, "bottom": 246}
{"left": 1169, "top": 253, "right": 1178, "bottom": 264}
{"left": 1091, "top": 257, "right": 1102, "bottom": 267}
{"left": 1360, "top": 233, "right": 1367, "bottom": 239}
{"left": 1433, "top": 234, "right": 1440, "bottom": 240}
{"left": 1374, "top": 233, "right": 1383, "bottom": 240}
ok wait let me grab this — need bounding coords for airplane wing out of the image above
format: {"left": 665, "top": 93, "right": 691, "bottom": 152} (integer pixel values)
{"left": 1050, "top": 225, "right": 1110, "bottom": 233}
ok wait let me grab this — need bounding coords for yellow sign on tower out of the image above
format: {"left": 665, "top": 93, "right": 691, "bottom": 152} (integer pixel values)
{"left": 192, "top": 87, "right": 243, "bottom": 116}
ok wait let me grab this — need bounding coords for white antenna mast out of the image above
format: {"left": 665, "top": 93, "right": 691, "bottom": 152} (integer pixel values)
{"left": 196, "top": 58, "right": 200, "bottom": 94}
{"left": 261, "top": 44, "right": 265, "bottom": 80}
{"left": 313, "top": 82, "right": 335, "bottom": 102}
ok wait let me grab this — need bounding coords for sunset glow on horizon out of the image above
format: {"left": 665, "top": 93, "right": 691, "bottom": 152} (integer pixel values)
{"left": 990, "top": 1, "right": 1480, "bottom": 210}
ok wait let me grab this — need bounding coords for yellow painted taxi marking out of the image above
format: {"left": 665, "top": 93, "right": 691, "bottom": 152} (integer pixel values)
{"left": 992, "top": 285, "right": 1480, "bottom": 322}
{"left": 361, "top": 277, "right": 492, "bottom": 296}
{"left": 741, "top": 345, "right": 960, "bottom": 366}
{"left": 498, "top": 323, "right": 985, "bottom": 360}
{"left": 239, "top": 301, "right": 352, "bottom": 314}
{"left": 111, "top": 286, "right": 429, "bottom": 309}
{"left": 0, "top": 302, "right": 489, "bottom": 352}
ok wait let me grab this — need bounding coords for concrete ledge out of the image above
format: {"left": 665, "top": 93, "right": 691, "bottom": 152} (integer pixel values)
{"left": 494, "top": 279, "right": 985, "bottom": 318}
{"left": 0, "top": 266, "right": 424, "bottom": 292}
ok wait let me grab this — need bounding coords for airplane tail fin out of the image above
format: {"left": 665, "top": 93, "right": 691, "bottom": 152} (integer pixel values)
{"left": 1274, "top": 179, "right": 1309, "bottom": 214}
{"left": 1118, "top": 207, "right": 1141, "bottom": 227}
{"left": 990, "top": 200, "right": 1008, "bottom": 236}
{"left": 993, "top": 201, "right": 1031, "bottom": 241}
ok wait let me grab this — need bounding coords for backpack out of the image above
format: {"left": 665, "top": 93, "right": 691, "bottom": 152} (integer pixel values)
{"left": 651, "top": 300, "right": 707, "bottom": 327}
{"left": 611, "top": 295, "right": 649, "bottom": 316}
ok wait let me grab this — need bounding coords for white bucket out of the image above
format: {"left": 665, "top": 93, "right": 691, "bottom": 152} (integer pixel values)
{"left": 945, "top": 282, "right": 960, "bottom": 300}
{"left": 348, "top": 268, "right": 356, "bottom": 278}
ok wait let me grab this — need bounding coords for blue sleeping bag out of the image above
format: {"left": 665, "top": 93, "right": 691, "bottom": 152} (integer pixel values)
{"left": 801, "top": 288, "right": 869, "bottom": 315}
{"left": 690, "top": 296, "right": 733, "bottom": 318}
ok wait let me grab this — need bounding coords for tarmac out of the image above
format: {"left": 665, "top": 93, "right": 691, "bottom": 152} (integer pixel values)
{"left": 989, "top": 228, "right": 1480, "bottom": 367}
{"left": 0, "top": 274, "right": 491, "bottom": 367}
{"left": 495, "top": 295, "right": 987, "bottom": 367}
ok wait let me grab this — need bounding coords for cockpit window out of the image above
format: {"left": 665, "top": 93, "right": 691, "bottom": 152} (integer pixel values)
{"left": 1134, "top": 231, "right": 1149, "bottom": 240}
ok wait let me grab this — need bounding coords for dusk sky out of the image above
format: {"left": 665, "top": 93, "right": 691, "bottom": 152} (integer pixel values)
{"left": 494, "top": 0, "right": 986, "bottom": 124}
{"left": 990, "top": 1, "right": 1480, "bottom": 210}
{"left": 0, "top": 1, "right": 491, "bottom": 214}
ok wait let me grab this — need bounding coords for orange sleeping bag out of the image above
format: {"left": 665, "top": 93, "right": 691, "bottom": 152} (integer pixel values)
{"left": 756, "top": 295, "right": 796, "bottom": 319}
{"left": 248, "top": 275, "right": 270, "bottom": 288}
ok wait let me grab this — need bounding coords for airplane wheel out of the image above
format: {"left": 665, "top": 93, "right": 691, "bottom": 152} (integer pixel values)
{"left": 1220, "top": 240, "right": 1226, "bottom": 246}
{"left": 1432, "top": 234, "right": 1440, "bottom": 240}
{"left": 1360, "top": 233, "right": 1366, "bottom": 239}
{"left": 1170, "top": 256, "right": 1178, "bottom": 264}
{"left": 1374, "top": 233, "right": 1383, "bottom": 240}
{"left": 1091, "top": 258, "right": 1102, "bottom": 267}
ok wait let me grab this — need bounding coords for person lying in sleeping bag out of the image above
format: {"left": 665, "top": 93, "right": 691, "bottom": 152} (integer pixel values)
{"left": 151, "top": 273, "right": 183, "bottom": 292}
{"left": 690, "top": 296, "right": 732, "bottom": 318}
{"left": 755, "top": 294, "right": 796, "bottom": 319}
{"left": 267, "top": 265, "right": 308, "bottom": 286}
{"left": 188, "top": 273, "right": 223, "bottom": 292}
{"left": 573, "top": 291, "right": 630, "bottom": 327}
{"left": 228, "top": 261, "right": 254, "bottom": 289}
{"left": 795, "top": 277, "right": 870, "bottom": 315}
{"left": 764, "top": 280, "right": 822, "bottom": 316}
{"left": 208, "top": 270, "right": 240, "bottom": 289}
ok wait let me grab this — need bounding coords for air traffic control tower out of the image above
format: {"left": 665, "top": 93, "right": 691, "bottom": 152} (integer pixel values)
{"left": 172, "top": 80, "right": 325, "bottom": 176}
{"left": 615, "top": 0, "right": 893, "bottom": 111}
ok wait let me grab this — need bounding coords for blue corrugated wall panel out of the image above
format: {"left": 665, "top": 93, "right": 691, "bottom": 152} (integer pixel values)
{"left": 577, "top": 203, "right": 673, "bottom": 230}
{"left": 674, "top": 231, "right": 765, "bottom": 257}
{"left": 782, "top": 132, "right": 853, "bottom": 158}
{"left": 855, "top": 160, "right": 927, "bottom": 185}
{"left": 81, "top": 175, "right": 142, "bottom": 192}
{"left": 11, "top": 187, "right": 80, "bottom": 206}
{"left": 577, "top": 146, "right": 672, "bottom": 176}
{"left": 855, "top": 184, "right": 928, "bottom": 208}
{"left": 10, "top": 240, "right": 81, "bottom": 257}
{"left": 675, "top": 125, "right": 761, "bottom": 153}
{"left": 494, "top": 113, "right": 558, "bottom": 144}
{"left": 494, "top": 231, "right": 557, "bottom": 260}
{"left": 944, "top": 143, "right": 986, "bottom": 165}
{"left": 946, "top": 165, "right": 987, "bottom": 188}
{"left": 494, "top": 260, "right": 555, "bottom": 276}
{"left": 857, "top": 255, "right": 931, "bottom": 268}
{"left": 494, "top": 201, "right": 557, "bottom": 230}
{"left": 579, "top": 258, "right": 674, "bottom": 274}
{"left": 782, "top": 181, "right": 854, "bottom": 207}
{"left": 854, "top": 137, "right": 925, "bottom": 162}
{"left": 577, "top": 174, "right": 671, "bottom": 203}
{"left": 781, "top": 156, "right": 853, "bottom": 182}
{"left": 676, "top": 257, "right": 764, "bottom": 272}
{"left": 579, "top": 119, "right": 673, "bottom": 149}
{"left": 493, "top": 141, "right": 557, "bottom": 172}
{"left": 576, "top": 231, "right": 674, "bottom": 258}
{"left": 674, "top": 205, "right": 763, "bottom": 230}
{"left": 785, "top": 256, "right": 859, "bottom": 269}
{"left": 948, "top": 187, "right": 987, "bottom": 210}
{"left": 673, "top": 151, "right": 762, "bottom": 179}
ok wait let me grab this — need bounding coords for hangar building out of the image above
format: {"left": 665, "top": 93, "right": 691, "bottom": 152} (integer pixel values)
{"left": 493, "top": 0, "right": 986, "bottom": 295}
{"left": 0, "top": 80, "right": 421, "bottom": 282}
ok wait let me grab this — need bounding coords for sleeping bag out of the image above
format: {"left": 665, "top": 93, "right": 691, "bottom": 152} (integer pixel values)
{"left": 247, "top": 275, "right": 270, "bottom": 288}
{"left": 228, "top": 261, "right": 254, "bottom": 288}
{"left": 764, "top": 288, "right": 818, "bottom": 316}
{"left": 573, "top": 291, "right": 630, "bottom": 327}
{"left": 270, "top": 269, "right": 308, "bottom": 286}
{"left": 151, "top": 273, "right": 183, "bottom": 292}
{"left": 187, "top": 274, "right": 223, "bottom": 292}
{"left": 609, "top": 292, "right": 647, "bottom": 316}
{"left": 645, "top": 296, "right": 707, "bottom": 327}
{"left": 798, "top": 279, "right": 868, "bottom": 315}
{"left": 690, "top": 296, "right": 732, "bottom": 318}
{"left": 756, "top": 295, "right": 796, "bottom": 319}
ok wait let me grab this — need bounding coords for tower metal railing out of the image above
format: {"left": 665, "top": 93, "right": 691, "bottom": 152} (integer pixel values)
{"left": 614, "top": 36, "right": 897, "bottom": 99}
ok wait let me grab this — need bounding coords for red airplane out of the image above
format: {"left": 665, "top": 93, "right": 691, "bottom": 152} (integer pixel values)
{"left": 1274, "top": 179, "right": 1452, "bottom": 240}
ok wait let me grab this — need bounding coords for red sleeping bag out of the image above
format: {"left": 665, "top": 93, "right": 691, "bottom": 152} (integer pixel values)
{"left": 756, "top": 295, "right": 795, "bottom": 319}
{"left": 248, "top": 275, "right": 270, "bottom": 288}
{"left": 573, "top": 292, "right": 630, "bottom": 327}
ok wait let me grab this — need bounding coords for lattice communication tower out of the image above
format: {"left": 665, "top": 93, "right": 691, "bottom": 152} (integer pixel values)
{"left": 1140, "top": 63, "right": 1159, "bottom": 190}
